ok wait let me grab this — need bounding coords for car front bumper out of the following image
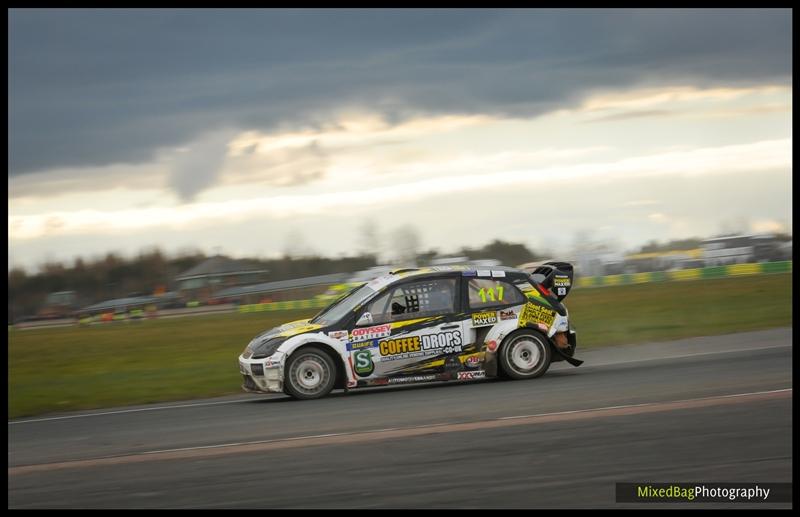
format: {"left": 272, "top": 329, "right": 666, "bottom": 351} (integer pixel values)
{"left": 239, "top": 355, "right": 284, "bottom": 394}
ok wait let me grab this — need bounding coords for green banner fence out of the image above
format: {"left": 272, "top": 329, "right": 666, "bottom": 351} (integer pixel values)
{"left": 575, "top": 261, "right": 791, "bottom": 288}
{"left": 238, "top": 297, "right": 329, "bottom": 313}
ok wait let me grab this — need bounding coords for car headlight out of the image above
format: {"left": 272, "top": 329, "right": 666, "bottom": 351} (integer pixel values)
{"left": 249, "top": 337, "right": 287, "bottom": 359}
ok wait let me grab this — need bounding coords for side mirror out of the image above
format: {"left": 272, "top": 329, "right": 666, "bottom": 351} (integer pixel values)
{"left": 356, "top": 312, "right": 374, "bottom": 326}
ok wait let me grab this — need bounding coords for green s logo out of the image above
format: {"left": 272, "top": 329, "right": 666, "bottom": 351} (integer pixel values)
{"left": 353, "top": 350, "right": 374, "bottom": 377}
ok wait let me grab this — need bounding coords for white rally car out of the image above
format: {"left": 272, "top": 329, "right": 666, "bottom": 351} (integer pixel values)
{"left": 238, "top": 263, "right": 581, "bottom": 399}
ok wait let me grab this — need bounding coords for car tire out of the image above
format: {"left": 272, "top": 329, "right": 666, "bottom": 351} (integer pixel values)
{"left": 283, "top": 346, "right": 338, "bottom": 400}
{"left": 498, "top": 330, "right": 552, "bottom": 380}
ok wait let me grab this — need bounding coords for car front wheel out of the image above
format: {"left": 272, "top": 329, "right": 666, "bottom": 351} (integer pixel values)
{"left": 499, "top": 330, "right": 552, "bottom": 380}
{"left": 283, "top": 347, "right": 337, "bottom": 400}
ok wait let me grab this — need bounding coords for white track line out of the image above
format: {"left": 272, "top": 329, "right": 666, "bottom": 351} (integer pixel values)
{"left": 496, "top": 387, "right": 792, "bottom": 420}
{"left": 8, "top": 396, "right": 279, "bottom": 425}
{"left": 146, "top": 388, "right": 793, "bottom": 455}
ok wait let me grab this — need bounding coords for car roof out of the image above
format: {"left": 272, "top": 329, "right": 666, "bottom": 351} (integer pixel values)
{"left": 365, "top": 265, "right": 528, "bottom": 290}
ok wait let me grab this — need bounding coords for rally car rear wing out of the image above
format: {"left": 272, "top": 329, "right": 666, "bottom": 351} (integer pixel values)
{"left": 529, "top": 262, "right": 574, "bottom": 302}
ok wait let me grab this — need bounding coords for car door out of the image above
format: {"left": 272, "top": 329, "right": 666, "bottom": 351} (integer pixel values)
{"left": 349, "top": 275, "right": 463, "bottom": 384}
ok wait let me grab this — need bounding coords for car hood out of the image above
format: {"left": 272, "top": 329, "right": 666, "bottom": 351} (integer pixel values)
{"left": 252, "top": 319, "right": 325, "bottom": 343}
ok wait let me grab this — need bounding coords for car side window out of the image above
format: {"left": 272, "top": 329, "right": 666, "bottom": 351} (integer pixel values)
{"left": 368, "top": 278, "right": 456, "bottom": 323}
{"left": 467, "top": 279, "right": 525, "bottom": 310}
{"left": 365, "top": 291, "right": 392, "bottom": 324}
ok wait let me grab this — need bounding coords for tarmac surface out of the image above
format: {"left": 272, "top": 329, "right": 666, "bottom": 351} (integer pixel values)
{"left": 8, "top": 327, "right": 792, "bottom": 508}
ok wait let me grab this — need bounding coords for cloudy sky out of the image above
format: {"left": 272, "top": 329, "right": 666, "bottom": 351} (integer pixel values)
{"left": 8, "top": 9, "right": 792, "bottom": 271}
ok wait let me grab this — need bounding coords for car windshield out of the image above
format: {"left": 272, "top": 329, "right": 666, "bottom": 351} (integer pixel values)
{"left": 310, "top": 283, "right": 378, "bottom": 326}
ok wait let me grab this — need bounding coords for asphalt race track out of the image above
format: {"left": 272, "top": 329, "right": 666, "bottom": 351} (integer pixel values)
{"left": 8, "top": 328, "right": 792, "bottom": 508}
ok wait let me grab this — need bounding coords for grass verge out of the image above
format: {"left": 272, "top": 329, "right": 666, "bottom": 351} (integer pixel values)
{"left": 9, "top": 273, "right": 791, "bottom": 418}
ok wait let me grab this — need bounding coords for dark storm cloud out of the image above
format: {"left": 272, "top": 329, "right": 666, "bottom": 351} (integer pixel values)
{"left": 9, "top": 8, "right": 791, "bottom": 179}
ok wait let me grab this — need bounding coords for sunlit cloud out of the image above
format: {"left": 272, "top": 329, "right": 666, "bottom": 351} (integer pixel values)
{"left": 751, "top": 219, "right": 787, "bottom": 234}
{"left": 579, "top": 85, "right": 788, "bottom": 112}
{"left": 572, "top": 84, "right": 792, "bottom": 127}
{"left": 9, "top": 138, "right": 790, "bottom": 241}
{"left": 585, "top": 110, "right": 675, "bottom": 123}
{"left": 8, "top": 162, "right": 169, "bottom": 199}
{"left": 228, "top": 113, "right": 495, "bottom": 157}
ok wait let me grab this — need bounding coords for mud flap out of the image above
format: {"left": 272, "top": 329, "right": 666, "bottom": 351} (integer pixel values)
{"left": 484, "top": 351, "right": 498, "bottom": 377}
{"left": 551, "top": 345, "right": 583, "bottom": 367}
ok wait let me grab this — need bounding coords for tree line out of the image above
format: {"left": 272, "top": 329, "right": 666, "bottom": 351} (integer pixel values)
{"left": 8, "top": 240, "right": 541, "bottom": 323}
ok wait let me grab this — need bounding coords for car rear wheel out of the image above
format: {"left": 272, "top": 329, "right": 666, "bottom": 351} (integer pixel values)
{"left": 283, "top": 347, "right": 337, "bottom": 400}
{"left": 499, "top": 330, "right": 551, "bottom": 380}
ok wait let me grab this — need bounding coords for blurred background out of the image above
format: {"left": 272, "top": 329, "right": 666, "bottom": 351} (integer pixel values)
{"left": 7, "top": 230, "right": 793, "bottom": 327}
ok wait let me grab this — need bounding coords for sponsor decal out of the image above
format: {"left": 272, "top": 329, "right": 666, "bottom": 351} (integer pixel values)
{"left": 379, "top": 332, "right": 465, "bottom": 361}
{"left": 476, "top": 285, "right": 505, "bottom": 304}
{"left": 556, "top": 287, "right": 567, "bottom": 296}
{"left": 457, "top": 370, "right": 486, "bottom": 380}
{"left": 537, "top": 323, "right": 549, "bottom": 332}
{"left": 328, "top": 330, "right": 349, "bottom": 342}
{"left": 477, "top": 269, "right": 491, "bottom": 277}
{"left": 347, "top": 339, "right": 378, "bottom": 351}
{"left": 264, "top": 353, "right": 282, "bottom": 367}
{"left": 380, "top": 336, "right": 422, "bottom": 357}
{"left": 486, "top": 339, "right": 498, "bottom": 352}
{"left": 352, "top": 349, "right": 375, "bottom": 377}
{"left": 351, "top": 324, "right": 391, "bottom": 342}
{"left": 464, "top": 354, "right": 482, "bottom": 369}
{"left": 519, "top": 302, "right": 556, "bottom": 328}
{"left": 553, "top": 276, "right": 570, "bottom": 287}
{"left": 472, "top": 311, "right": 498, "bottom": 327}
{"left": 498, "top": 309, "right": 517, "bottom": 321}
{"left": 462, "top": 270, "right": 477, "bottom": 277}
{"left": 388, "top": 374, "right": 437, "bottom": 384}
{"left": 516, "top": 282, "right": 553, "bottom": 307}
{"left": 491, "top": 270, "right": 506, "bottom": 278}
{"left": 380, "top": 352, "right": 427, "bottom": 362}
{"left": 420, "top": 331, "right": 463, "bottom": 354}
{"left": 524, "top": 288, "right": 552, "bottom": 306}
